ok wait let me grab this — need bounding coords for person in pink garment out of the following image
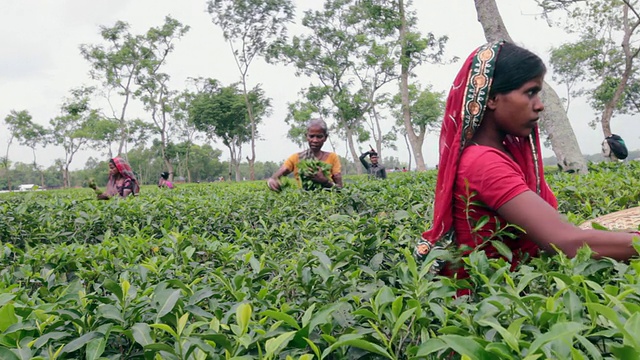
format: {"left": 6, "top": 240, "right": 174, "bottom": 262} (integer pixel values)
{"left": 158, "top": 172, "right": 174, "bottom": 189}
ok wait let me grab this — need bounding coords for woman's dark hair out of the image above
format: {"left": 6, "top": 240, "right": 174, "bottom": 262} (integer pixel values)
{"left": 490, "top": 42, "right": 546, "bottom": 97}
{"left": 160, "top": 172, "right": 169, "bottom": 180}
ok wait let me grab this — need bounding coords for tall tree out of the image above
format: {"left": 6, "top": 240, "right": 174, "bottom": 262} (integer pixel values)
{"left": 391, "top": 84, "right": 445, "bottom": 167}
{"left": 362, "top": 0, "right": 448, "bottom": 170}
{"left": 189, "top": 79, "right": 271, "bottom": 181}
{"left": 81, "top": 16, "right": 189, "bottom": 156}
{"left": 136, "top": 17, "right": 189, "bottom": 182}
{"left": 173, "top": 88, "right": 203, "bottom": 183}
{"left": 7, "top": 111, "right": 48, "bottom": 187}
{"left": 539, "top": 0, "right": 640, "bottom": 140}
{"left": 270, "top": 0, "right": 388, "bottom": 173}
{"left": 48, "top": 88, "right": 101, "bottom": 188}
{"left": 207, "top": 0, "right": 295, "bottom": 181}
{"left": 87, "top": 118, "right": 120, "bottom": 158}
{"left": 3, "top": 110, "right": 34, "bottom": 190}
{"left": 474, "top": 0, "right": 588, "bottom": 173}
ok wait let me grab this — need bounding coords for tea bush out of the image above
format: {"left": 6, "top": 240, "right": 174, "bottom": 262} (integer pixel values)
{"left": 0, "top": 162, "right": 639, "bottom": 359}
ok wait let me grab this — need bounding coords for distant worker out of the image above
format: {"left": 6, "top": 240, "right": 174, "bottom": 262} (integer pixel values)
{"left": 90, "top": 157, "right": 140, "bottom": 200}
{"left": 359, "top": 147, "right": 386, "bottom": 179}
{"left": 158, "top": 172, "right": 174, "bottom": 189}
{"left": 267, "top": 118, "right": 343, "bottom": 191}
{"left": 602, "top": 134, "right": 628, "bottom": 161}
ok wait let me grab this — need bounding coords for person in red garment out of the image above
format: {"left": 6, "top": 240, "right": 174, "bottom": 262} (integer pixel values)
{"left": 415, "top": 41, "right": 639, "bottom": 294}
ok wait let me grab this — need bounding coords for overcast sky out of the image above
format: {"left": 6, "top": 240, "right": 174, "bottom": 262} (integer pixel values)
{"left": 1, "top": 0, "right": 637, "bottom": 170}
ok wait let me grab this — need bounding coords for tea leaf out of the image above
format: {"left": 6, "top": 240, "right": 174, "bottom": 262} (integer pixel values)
{"left": 261, "top": 310, "right": 300, "bottom": 330}
{"left": 0, "top": 304, "right": 18, "bottom": 332}
{"left": 236, "top": 303, "right": 252, "bottom": 336}
{"left": 132, "top": 323, "right": 154, "bottom": 347}
{"left": 439, "top": 335, "right": 491, "bottom": 359}
{"left": 264, "top": 331, "right": 296, "bottom": 359}
{"left": 60, "top": 331, "right": 103, "bottom": 354}
{"left": 0, "top": 348, "right": 20, "bottom": 360}
{"left": 155, "top": 289, "right": 181, "bottom": 320}
{"left": 528, "top": 322, "right": 585, "bottom": 355}
{"left": 320, "top": 335, "right": 392, "bottom": 359}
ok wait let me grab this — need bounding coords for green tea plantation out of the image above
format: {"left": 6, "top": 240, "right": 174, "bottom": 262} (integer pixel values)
{"left": 1, "top": 162, "right": 640, "bottom": 359}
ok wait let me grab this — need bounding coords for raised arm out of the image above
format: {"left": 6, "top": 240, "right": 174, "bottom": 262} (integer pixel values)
{"left": 359, "top": 151, "right": 371, "bottom": 170}
{"left": 498, "top": 191, "right": 637, "bottom": 261}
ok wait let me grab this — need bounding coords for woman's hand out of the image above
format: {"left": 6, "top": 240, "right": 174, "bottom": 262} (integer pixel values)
{"left": 310, "top": 168, "right": 331, "bottom": 187}
{"left": 267, "top": 177, "right": 281, "bottom": 191}
{"left": 97, "top": 193, "right": 110, "bottom": 200}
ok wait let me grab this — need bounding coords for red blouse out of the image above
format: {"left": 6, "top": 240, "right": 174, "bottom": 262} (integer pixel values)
{"left": 444, "top": 145, "right": 556, "bottom": 280}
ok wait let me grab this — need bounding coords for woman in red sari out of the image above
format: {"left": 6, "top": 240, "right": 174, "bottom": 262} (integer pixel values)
{"left": 91, "top": 157, "right": 140, "bottom": 200}
{"left": 416, "top": 41, "right": 638, "bottom": 283}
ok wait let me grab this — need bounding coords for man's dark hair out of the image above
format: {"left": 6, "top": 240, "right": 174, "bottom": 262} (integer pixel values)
{"left": 490, "top": 42, "right": 546, "bottom": 97}
{"left": 369, "top": 152, "right": 378, "bottom": 157}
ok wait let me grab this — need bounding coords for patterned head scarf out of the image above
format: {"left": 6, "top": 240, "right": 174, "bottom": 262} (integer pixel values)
{"left": 110, "top": 157, "right": 140, "bottom": 195}
{"left": 415, "top": 41, "right": 557, "bottom": 261}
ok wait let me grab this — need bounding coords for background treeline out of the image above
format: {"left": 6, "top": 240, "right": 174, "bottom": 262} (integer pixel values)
{"left": 3, "top": 0, "right": 640, "bottom": 189}
{"left": 0, "top": 141, "right": 410, "bottom": 189}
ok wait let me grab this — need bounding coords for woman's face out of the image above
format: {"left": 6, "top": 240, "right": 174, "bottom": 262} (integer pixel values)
{"left": 108, "top": 162, "right": 119, "bottom": 177}
{"left": 306, "top": 126, "right": 327, "bottom": 151}
{"left": 487, "top": 75, "right": 545, "bottom": 138}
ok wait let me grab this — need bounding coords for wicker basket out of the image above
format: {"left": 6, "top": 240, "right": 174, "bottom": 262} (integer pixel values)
{"left": 578, "top": 207, "right": 640, "bottom": 231}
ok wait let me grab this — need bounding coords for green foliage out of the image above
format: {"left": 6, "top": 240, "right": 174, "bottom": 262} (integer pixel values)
{"left": 297, "top": 159, "right": 333, "bottom": 190}
{"left": 80, "top": 16, "right": 190, "bottom": 155}
{"left": 1, "top": 163, "right": 640, "bottom": 359}
{"left": 541, "top": 0, "right": 640, "bottom": 126}
{"left": 189, "top": 80, "right": 270, "bottom": 151}
{"left": 208, "top": 0, "right": 295, "bottom": 69}
{"left": 391, "top": 84, "right": 445, "bottom": 135}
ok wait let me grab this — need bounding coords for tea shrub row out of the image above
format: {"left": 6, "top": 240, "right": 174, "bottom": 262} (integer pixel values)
{"left": 0, "top": 162, "right": 639, "bottom": 359}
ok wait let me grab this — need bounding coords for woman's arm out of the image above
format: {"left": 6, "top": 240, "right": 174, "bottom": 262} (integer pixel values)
{"left": 332, "top": 173, "right": 343, "bottom": 188}
{"left": 267, "top": 165, "right": 292, "bottom": 191}
{"left": 498, "top": 191, "right": 637, "bottom": 261}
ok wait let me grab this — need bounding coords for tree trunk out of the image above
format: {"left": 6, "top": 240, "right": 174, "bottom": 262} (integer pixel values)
{"left": 600, "top": 4, "right": 638, "bottom": 141}
{"left": 5, "top": 137, "right": 13, "bottom": 190}
{"left": 474, "top": 0, "right": 587, "bottom": 174}
{"left": 63, "top": 165, "right": 70, "bottom": 188}
{"left": 164, "top": 158, "right": 174, "bottom": 182}
{"left": 32, "top": 148, "right": 44, "bottom": 188}
{"left": 371, "top": 105, "right": 383, "bottom": 157}
{"left": 235, "top": 144, "right": 242, "bottom": 182}
{"left": 344, "top": 126, "right": 362, "bottom": 175}
{"left": 159, "top": 131, "right": 174, "bottom": 182}
{"left": 241, "top": 75, "right": 257, "bottom": 181}
{"left": 117, "top": 76, "right": 134, "bottom": 156}
{"left": 4, "top": 167, "right": 10, "bottom": 191}
{"left": 185, "top": 147, "right": 192, "bottom": 183}
{"left": 403, "top": 132, "right": 412, "bottom": 170}
{"left": 399, "top": 0, "right": 427, "bottom": 171}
